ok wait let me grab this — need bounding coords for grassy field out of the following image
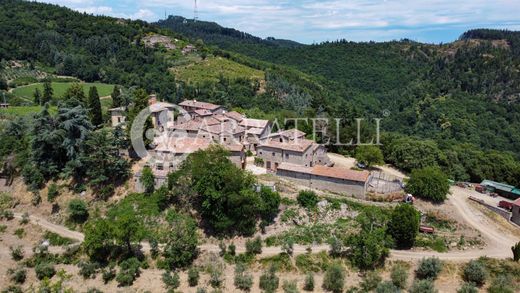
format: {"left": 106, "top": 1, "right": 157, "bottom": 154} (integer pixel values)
{"left": 11, "top": 82, "right": 115, "bottom": 100}
{"left": 0, "top": 106, "right": 58, "bottom": 117}
{"left": 171, "top": 56, "right": 265, "bottom": 84}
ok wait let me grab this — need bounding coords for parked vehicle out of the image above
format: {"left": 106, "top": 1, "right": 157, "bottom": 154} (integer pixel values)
{"left": 475, "top": 185, "right": 486, "bottom": 193}
{"left": 403, "top": 194, "right": 415, "bottom": 204}
{"left": 498, "top": 200, "right": 514, "bottom": 212}
{"left": 419, "top": 225, "right": 435, "bottom": 234}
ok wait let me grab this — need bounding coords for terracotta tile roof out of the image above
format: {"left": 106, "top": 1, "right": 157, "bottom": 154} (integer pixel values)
{"left": 513, "top": 197, "right": 520, "bottom": 207}
{"left": 172, "top": 120, "right": 203, "bottom": 131}
{"left": 224, "top": 111, "right": 245, "bottom": 122}
{"left": 155, "top": 137, "right": 211, "bottom": 153}
{"left": 278, "top": 163, "right": 370, "bottom": 183}
{"left": 265, "top": 129, "right": 307, "bottom": 141}
{"left": 240, "top": 118, "right": 269, "bottom": 129}
{"left": 201, "top": 117, "right": 221, "bottom": 125}
{"left": 246, "top": 127, "right": 266, "bottom": 136}
{"left": 194, "top": 109, "right": 213, "bottom": 116}
{"left": 200, "top": 121, "right": 245, "bottom": 135}
{"left": 212, "top": 114, "right": 228, "bottom": 122}
{"left": 259, "top": 139, "right": 314, "bottom": 152}
{"left": 223, "top": 143, "right": 244, "bottom": 152}
{"left": 179, "top": 99, "right": 221, "bottom": 111}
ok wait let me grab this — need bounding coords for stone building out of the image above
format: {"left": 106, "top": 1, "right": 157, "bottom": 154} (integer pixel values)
{"left": 276, "top": 163, "right": 370, "bottom": 198}
{"left": 108, "top": 107, "right": 126, "bottom": 128}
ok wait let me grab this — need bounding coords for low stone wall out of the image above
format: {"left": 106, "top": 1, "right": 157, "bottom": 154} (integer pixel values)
{"left": 277, "top": 169, "right": 366, "bottom": 199}
{"left": 469, "top": 196, "right": 512, "bottom": 221}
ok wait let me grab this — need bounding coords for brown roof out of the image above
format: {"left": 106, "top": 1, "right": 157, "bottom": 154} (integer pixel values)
{"left": 194, "top": 109, "right": 213, "bottom": 116}
{"left": 246, "top": 127, "right": 266, "bottom": 136}
{"left": 240, "top": 118, "right": 269, "bottom": 129}
{"left": 259, "top": 139, "right": 314, "bottom": 152}
{"left": 200, "top": 122, "right": 245, "bottom": 135}
{"left": 278, "top": 163, "right": 370, "bottom": 183}
{"left": 172, "top": 120, "right": 203, "bottom": 131}
{"left": 179, "top": 99, "right": 221, "bottom": 111}
{"left": 223, "top": 143, "right": 244, "bottom": 152}
{"left": 266, "top": 128, "right": 306, "bottom": 140}
{"left": 513, "top": 198, "right": 520, "bottom": 207}
{"left": 155, "top": 137, "right": 211, "bottom": 153}
{"left": 224, "top": 111, "right": 245, "bottom": 122}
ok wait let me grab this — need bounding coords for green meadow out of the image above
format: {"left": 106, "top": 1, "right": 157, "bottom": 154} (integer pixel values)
{"left": 11, "top": 82, "right": 115, "bottom": 100}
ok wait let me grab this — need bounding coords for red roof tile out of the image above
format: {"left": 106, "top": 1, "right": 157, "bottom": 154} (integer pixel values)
{"left": 278, "top": 163, "right": 370, "bottom": 182}
{"left": 259, "top": 139, "right": 314, "bottom": 152}
{"left": 179, "top": 99, "right": 221, "bottom": 111}
{"left": 224, "top": 111, "right": 245, "bottom": 122}
{"left": 240, "top": 118, "right": 269, "bottom": 129}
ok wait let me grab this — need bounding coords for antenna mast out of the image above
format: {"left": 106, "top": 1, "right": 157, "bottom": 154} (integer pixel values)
{"left": 194, "top": 0, "right": 199, "bottom": 21}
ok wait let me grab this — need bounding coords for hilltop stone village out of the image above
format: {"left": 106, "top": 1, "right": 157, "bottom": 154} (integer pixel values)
{"left": 110, "top": 96, "right": 371, "bottom": 198}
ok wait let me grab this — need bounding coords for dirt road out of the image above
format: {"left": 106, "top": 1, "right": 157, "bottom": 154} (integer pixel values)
{"left": 13, "top": 187, "right": 520, "bottom": 261}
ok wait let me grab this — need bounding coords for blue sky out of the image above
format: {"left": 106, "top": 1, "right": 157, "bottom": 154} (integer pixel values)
{"left": 39, "top": 0, "right": 520, "bottom": 44}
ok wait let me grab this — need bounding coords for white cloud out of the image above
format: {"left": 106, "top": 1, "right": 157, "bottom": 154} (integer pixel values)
{"left": 37, "top": 0, "right": 520, "bottom": 42}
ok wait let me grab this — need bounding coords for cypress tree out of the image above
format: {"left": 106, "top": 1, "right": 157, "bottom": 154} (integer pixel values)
{"left": 87, "top": 86, "right": 103, "bottom": 126}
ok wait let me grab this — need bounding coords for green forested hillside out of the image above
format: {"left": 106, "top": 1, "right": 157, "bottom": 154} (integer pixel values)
{"left": 158, "top": 19, "right": 520, "bottom": 155}
{"left": 1, "top": 1, "right": 520, "bottom": 185}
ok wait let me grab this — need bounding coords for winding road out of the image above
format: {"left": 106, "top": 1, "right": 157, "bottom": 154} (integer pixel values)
{"left": 12, "top": 186, "right": 520, "bottom": 261}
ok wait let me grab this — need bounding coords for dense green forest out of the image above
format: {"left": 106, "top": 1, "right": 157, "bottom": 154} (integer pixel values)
{"left": 0, "top": 0, "right": 520, "bottom": 186}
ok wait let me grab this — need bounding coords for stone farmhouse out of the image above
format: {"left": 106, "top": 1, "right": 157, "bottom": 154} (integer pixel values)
{"left": 121, "top": 97, "right": 369, "bottom": 196}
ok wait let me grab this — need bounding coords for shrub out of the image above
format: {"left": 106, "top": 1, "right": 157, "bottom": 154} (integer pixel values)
{"left": 328, "top": 237, "right": 343, "bottom": 257}
{"left": 322, "top": 262, "right": 345, "bottom": 293}
{"left": 303, "top": 272, "right": 315, "bottom": 291}
{"left": 116, "top": 257, "right": 141, "bottom": 286}
{"left": 10, "top": 246, "right": 24, "bottom": 261}
{"left": 196, "top": 288, "right": 207, "bottom": 293}
{"left": 360, "top": 271, "right": 382, "bottom": 292}
{"left": 2, "top": 285, "right": 23, "bottom": 293}
{"left": 406, "top": 166, "right": 450, "bottom": 203}
{"left": 259, "top": 265, "right": 279, "bottom": 293}
{"left": 149, "top": 238, "right": 159, "bottom": 259}
{"left": 376, "top": 281, "right": 400, "bottom": 293}
{"left": 20, "top": 212, "right": 29, "bottom": 225}
{"left": 245, "top": 236, "right": 262, "bottom": 255}
{"left": 234, "top": 263, "right": 253, "bottom": 291}
{"left": 43, "top": 231, "right": 74, "bottom": 246}
{"left": 2, "top": 209, "right": 14, "bottom": 220}
{"left": 282, "top": 237, "right": 294, "bottom": 256}
{"left": 462, "top": 260, "right": 487, "bottom": 286}
{"left": 47, "top": 183, "right": 59, "bottom": 202}
{"left": 8, "top": 267, "right": 27, "bottom": 284}
{"left": 188, "top": 267, "right": 200, "bottom": 287}
{"left": 387, "top": 204, "right": 420, "bottom": 248}
{"left": 457, "top": 282, "right": 478, "bottom": 293}
{"left": 512, "top": 241, "right": 520, "bottom": 262}
{"left": 297, "top": 190, "right": 318, "bottom": 209}
{"left": 102, "top": 267, "right": 116, "bottom": 284}
{"left": 162, "top": 271, "right": 180, "bottom": 290}
{"left": 14, "top": 228, "right": 24, "bottom": 239}
{"left": 78, "top": 261, "right": 98, "bottom": 279}
{"left": 218, "top": 241, "right": 227, "bottom": 256}
{"left": 409, "top": 279, "right": 437, "bottom": 293}
{"left": 68, "top": 199, "right": 89, "bottom": 223}
{"left": 228, "top": 243, "right": 236, "bottom": 256}
{"left": 488, "top": 274, "right": 514, "bottom": 293}
{"left": 31, "top": 191, "right": 41, "bottom": 206}
{"left": 416, "top": 257, "right": 443, "bottom": 280}
{"left": 35, "top": 262, "right": 56, "bottom": 280}
{"left": 282, "top": 280, "right": 299, "bottom": 293}
{"left": 390, "top": 264, "right": 408, "bottom": 289}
